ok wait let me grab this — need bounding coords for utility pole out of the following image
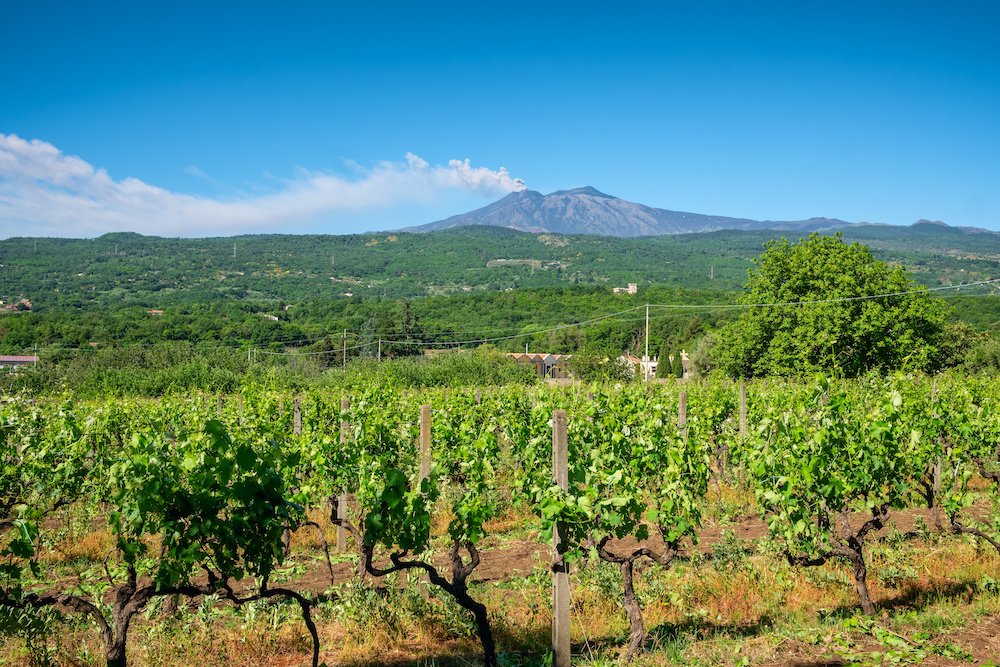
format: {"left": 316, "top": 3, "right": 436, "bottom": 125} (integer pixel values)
{"left": 233, "top": 241, "right": 236, "bottom": 259}
{"left": 377, "top": 338, "right": 382, "bottom": 361}
{"left": 710, "top": 265, "right": 714, "bottom": 280}
{"left": 644, "top": 303, "right": 650, "bottom": 381}
{"left": 342, "top": 329, "right": 347, "bottom": 369}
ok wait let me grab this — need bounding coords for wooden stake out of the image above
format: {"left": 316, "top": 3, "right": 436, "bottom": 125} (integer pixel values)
{"left": 337, "top": 398, "right": 349, "bottom": 553}
{"left": 739, "top": 382, "right": 747, "bottom": 437}
{"left": 419, "top": 404, "right": 432, "bottom": 480}
{"left": 678, "top": 391, "right": 688, "bottom": 443}
{"left": 552, "top": 409, "right": 570, "bottom": 667}
{"left": 418, "top": 404, "right": 432, "bottom": 597}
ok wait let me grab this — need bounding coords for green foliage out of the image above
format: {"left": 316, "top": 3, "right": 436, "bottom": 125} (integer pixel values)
{"left": 750, "top": 377, "right": 917, "bottom": 559}
{"left": 5, "top": 374, "right": 1000, "bottom": 662}
{"left": 935, "top": 321, "right": 984, "bottom": 369}
{"left": 326, "top": 347, "right": 537, "bottom": 389}
{"left": 671, "top": 347, "right": 684, "bottom": 378}
{"left": 3, "top": 225, "right": 1000, "bottom": 313}
{"left": 656, "top": 340, "right": 672, "bottom": 379}
{"left": 109, "top": 420, "right": 302, "bottom": 588}
{"left": 962, "top": 336, "right": 1000, "bottom": 373}
{"left": 569, "top": 347, "right": 635, "bottom": 382}
{"left": 716, "top": 233, "right": 949, "bottom": 378}
{"left": 6, "top": 227, "right": 1000, "bottom": 395}
{"left": 525, "top": 387, "right": 709, "bottom": 556}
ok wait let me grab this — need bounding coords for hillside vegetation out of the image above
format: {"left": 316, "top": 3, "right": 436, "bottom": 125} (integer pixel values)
{"left": 2, "top": 224, "right": 998, "bottom": 310}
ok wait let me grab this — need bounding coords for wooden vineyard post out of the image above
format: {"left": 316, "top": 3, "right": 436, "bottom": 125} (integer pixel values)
{"left": 418, "top": 403, "right": 432, "bottom": 597}
{"left": 552, "top": 409, "right": 570, "bottom": 667}
{"left": 739, "top": 382, "right": 747, "bottom": 437}
{"left": 337, "top": 398, "right": 349, "bottom": 553}
{"left": 280, "top": 398, "right": 303, "bottom": 556}
{"left": 419, "top": 404, "right": 432, "bottom": 480}
{"left": 475, "top": 388, "right": 482, "bottom": 404}
{"left": 678, "top": 391, "right": 687, "bottom": 439}
{"left": 931, "top": 379, "right": 943, "bottom": 529}
{"left": 238, "top": 395, "right": 244, "bottom": 425}
{"left": 216, "top": 395, "right": 223, "bottom": 417}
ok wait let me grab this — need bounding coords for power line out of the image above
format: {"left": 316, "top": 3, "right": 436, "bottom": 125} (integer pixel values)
{"left": 15, "top": 278, "right": 1000, "bottom": 357}
{"left": 647, "top": 277, "right": 1000, "bottom": 311}
{"left": 377, "top": 306, "right": 648, "bottom": 347}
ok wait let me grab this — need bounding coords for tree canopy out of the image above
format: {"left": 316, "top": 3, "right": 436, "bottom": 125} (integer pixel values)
{"left": 716, "top": 233, "right": 948, "bottom": 378}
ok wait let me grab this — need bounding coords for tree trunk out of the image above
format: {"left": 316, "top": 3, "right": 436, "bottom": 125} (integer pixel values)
{"left": 620, "top": 558, "right": 645, "bottom": 662}
{"left": 161, "top": 594, "right": 178, "bottom": 617}
{"left": 932, "top": 458, "right": 944, "bottom": 531}
{"left": 106, "top": 643, "right": 126, "bottom": 667}
{"left": 106, "top": 600, "right": 138, "bottom": 667}
{"left": 281, "top": 527, "right": 292, "bottom": 556}
{"left": 457, "top": 591, "right": 497, "bottom": 667}
{"left": 849, "top": 548, "right": 876, "bottom": 616}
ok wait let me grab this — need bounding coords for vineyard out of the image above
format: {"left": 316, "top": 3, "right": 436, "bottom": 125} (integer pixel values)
{"left": 3, "top": 375, "right": 1000, "bottom": 666}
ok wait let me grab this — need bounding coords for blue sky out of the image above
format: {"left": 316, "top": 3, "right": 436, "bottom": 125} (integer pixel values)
{"left": 2, "top": 1, "right": 999, "bottom": 237}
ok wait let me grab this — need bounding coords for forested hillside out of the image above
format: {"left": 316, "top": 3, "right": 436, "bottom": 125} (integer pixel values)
{"left": 3, "top": 225, "right": 1000, "bottom": 394}
{"left": 2, "top": 224, "right": 998, "bottom": 311}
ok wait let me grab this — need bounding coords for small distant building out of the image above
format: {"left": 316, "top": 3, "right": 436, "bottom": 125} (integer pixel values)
{"left": 623, "top": 354, "right": 658, "bottom": 379}
{"left": 507, "top": 352, "right": 572, "bottom": 379}
{"left": 1, "top": 297, "right": 32, "bottom": 312}
{"left": 0, "top": 355, "right": 38, "bottom": 369}
{"left": 146, "top": 309, "right": 164, "bottom": 316}
{"left": 612, "top": 283, "right": 639, "bottom": 295}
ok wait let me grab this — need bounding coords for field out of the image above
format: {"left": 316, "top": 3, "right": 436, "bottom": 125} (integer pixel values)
{"left": 3, "top": 376, "right": 1000, "bottom": 667}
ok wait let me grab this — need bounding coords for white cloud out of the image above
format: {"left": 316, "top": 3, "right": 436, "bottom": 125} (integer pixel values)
{"left": 0, "top": 134, "right": 527, "bottom": 238}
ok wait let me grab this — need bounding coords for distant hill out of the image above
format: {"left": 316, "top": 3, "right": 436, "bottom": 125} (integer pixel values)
{"left": 2, "top": 223, "right": 998, "bottom": 312}
{"left": 408, "top": 186, "right": 858, "bottom": 236}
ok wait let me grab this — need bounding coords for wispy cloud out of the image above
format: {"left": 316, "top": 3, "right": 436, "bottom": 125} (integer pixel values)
{"left": 0, "top": 134, "right": 527, "bottom": 238}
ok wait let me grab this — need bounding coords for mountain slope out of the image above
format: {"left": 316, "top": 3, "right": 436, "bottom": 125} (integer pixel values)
{"left": 409, "top": 186, "right": 855, "bottom": 236}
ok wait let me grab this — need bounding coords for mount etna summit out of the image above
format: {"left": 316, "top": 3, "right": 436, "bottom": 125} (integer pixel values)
{"left": 408, "top": 187, "right": 856, "bottom": 237}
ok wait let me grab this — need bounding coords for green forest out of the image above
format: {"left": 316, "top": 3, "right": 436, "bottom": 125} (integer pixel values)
{"left": 2, "top": 226, "right": 1000, "bottom": 395}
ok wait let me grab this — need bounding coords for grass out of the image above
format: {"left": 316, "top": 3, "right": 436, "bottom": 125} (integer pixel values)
{"left": 6, "top": 488, "right": 1000, "bottom": 666}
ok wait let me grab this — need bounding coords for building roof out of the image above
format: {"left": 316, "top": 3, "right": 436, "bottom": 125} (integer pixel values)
{"left": 0, "top": 355, "right": 39, "bottom": 362}
{"left": 507, "top": 352, "right": 572, "bottom": 362}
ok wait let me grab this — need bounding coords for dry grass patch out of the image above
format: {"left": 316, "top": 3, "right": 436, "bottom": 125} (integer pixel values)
{"left": 48, "top": 528, "right": 113, "bottom": 564}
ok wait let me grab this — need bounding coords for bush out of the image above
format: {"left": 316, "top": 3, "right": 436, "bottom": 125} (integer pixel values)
{"left": 569, "top": 347, "right": 635, "bottom": 383}
{"left": 320, "top": 347, "right": 537, "bottom": 389}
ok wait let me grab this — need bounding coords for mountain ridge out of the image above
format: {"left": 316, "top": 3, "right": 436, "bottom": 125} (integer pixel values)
{"left": 406, "top": 187, "right": 990, "bottom": 237}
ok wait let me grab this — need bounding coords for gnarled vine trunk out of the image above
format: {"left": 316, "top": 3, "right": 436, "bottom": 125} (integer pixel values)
{"left": 788, "top": 506, "right": 888, "bottom": 617}
{"left": 592, "top": 536, "right": 678, "bottom": 663}
{"left": 364, "top": 539, "right": 497, "bottom": 667}
{"left": 620, "top": 558, "right": 645, "bottom": 662}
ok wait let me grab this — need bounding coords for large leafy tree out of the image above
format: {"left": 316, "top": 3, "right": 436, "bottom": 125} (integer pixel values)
{"left": 716, "top": 233, "right": 947, "bottom": 378}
